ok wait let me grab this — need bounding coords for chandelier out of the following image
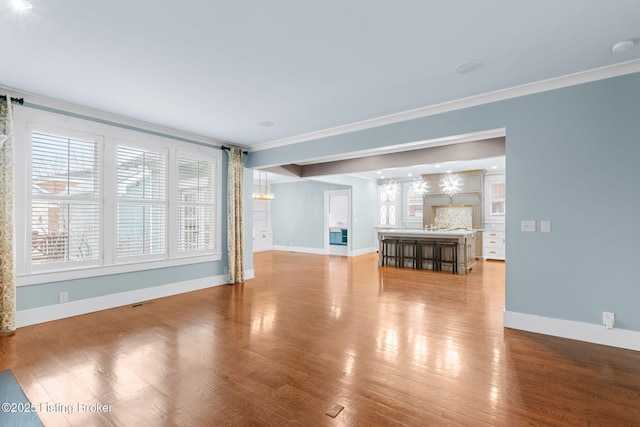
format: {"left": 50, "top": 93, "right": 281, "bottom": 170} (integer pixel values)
{"left": 382, "top": 179, "right": 398, "bottom": 197}
{"left": 411, "top": 176, "right": 429, "bottom": 196}
{"left": 252, "top": 171, "right": 275, "bottom": 200}
{"left": 440, "top": 172, "right": 462, "bottom": 197}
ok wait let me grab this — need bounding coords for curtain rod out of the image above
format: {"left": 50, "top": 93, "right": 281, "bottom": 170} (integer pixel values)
{"left": 0, "top": 95, "right": 24, "bottom": 105}
{"left": 221, "top": 145, "right": 248, "bottom": 155}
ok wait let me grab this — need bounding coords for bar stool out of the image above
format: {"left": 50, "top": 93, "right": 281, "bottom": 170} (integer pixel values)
{"left": 417, "top": 240, "right": 438, "bottom": 271}
{"left": 436, "top": 241, "right": 458, "bottom": 274}
{"left": 397, "top": 239, "right": 418, "bottom": 269}
{"left": 381, "top": 238, "right": 399, "bottom": 267}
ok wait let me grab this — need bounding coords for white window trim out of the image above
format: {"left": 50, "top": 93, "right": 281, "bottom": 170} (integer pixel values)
{"left": 13, "top": 105, "right": 223, "bottom": 287}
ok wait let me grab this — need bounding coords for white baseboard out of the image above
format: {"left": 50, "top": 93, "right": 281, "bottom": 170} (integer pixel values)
{"left": 272, "top": 245, "right": 378, "bottom": 257}
{"left": 503, "top": 310, "right": 640, "bottom": 352}
{"left": 17, "top": 271, "right": 254, "bottom": 328}
{"left": 350, "top": 247, "right": 378, "bottom": 257}
{"left": 273, "top": 245, "right": 328, "bottom": 255}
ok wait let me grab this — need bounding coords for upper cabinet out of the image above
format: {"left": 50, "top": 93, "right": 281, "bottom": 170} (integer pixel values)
{"left": 484, "top": 174, "right": 505, "bottom": 223}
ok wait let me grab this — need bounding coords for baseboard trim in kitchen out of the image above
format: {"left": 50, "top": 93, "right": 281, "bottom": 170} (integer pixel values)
{"left": 503, "top": 310, "right": 640, "bottom": 352}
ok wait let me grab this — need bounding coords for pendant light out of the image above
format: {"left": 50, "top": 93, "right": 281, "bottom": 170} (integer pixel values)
{"left": 440, "top": 172, "right": 462, "bottom": 197}
{"left": 252, "top": 171, "right": 275, "bottom": 201}
{"left": 411, "top": 176, "right": 429, "bottom": 196}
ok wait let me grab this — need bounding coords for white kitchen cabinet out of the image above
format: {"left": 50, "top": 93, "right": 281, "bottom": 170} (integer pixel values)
{"left": 253, "top": 227, "right": 273, "bottom": 252}
{"left": 483, "top": 230, "right": 505, "bottom": 260}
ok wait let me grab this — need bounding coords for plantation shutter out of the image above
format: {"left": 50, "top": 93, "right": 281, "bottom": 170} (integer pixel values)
{"left": 31, "top": 132, "right": 100, "bottom": 264}
{"left": 116, "top": 146, "right": 167, "bottom": 258}
{"left": 177, "top": 157, "right": 215, "bottom": 253}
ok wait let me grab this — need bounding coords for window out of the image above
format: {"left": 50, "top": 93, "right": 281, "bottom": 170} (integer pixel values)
{"left": 484, "top": 174, "right": 506, "bottom": 222}
{"left": 116, "top": 146, "right": 167, "bottom": 259}
{"left": 403, "top": 182, "right": 423, "bottom": 222}
{"left": 177, "top": 156, "right": 215, "bottom": 253}
{"left": 17, "top": 108, "right": 222, "bottom": 284}
{"left": 31, "top": 132, "right": 100, "bottom": 267}
{"left": 378, "top": 185, "right": 397, "bottom": 226}
{"left": 489, "top": 182, "right": 505, "bottom": 216}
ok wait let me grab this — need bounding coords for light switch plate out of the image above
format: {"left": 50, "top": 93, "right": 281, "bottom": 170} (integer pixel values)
{"left": 521, "top": 220, "right": 536, "bottom": 232}
{"left": 540, "top": 220, "right": 551, "bottom": 233}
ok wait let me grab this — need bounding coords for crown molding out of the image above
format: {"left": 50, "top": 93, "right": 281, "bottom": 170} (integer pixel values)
{"left": 0, "top": 85, "right": 233, "bottom": 148}
{"left": 250, "top": 59, "right": 640, "bottom": 153}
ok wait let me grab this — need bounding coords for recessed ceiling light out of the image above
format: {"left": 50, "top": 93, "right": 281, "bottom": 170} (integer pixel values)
{"left": 258, "top": 121, "right": 274, "bottom": 127}
{"left": 11, "top": 0, "right": 32, "bottom": 10}
{"left": 611, "top": 40, "right": 635, "bottom": 53}
{"left": 435, "top": 164, "right": 441, "bottom": 168}
{"left": 455, "top": 61, "right": 483, "bottom": 74}
{"left": 377, "top": 171, "right": 381, "bottom": 174}
{"left": 408, "top": 173, "right": 412, "bottom": 177}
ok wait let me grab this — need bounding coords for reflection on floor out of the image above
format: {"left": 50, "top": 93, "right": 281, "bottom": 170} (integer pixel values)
{"left": 1, "top": 252, "right": 639, "bottom": 425}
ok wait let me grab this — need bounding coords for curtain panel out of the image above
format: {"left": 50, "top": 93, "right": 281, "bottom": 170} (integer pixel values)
{"left": 227, "top": 147, "right": 244, "bottom": 284}
{"left": 0, "top": 97, "right": 16, "bottom": 335}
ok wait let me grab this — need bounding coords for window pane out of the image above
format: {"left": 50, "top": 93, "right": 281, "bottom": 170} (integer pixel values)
{"left": 389, "top": 205, "right": 396, "bottom": 225}
{"left": 117, "top": 204, "right": 165, "bottom": 257}
{"left": 491, "top": 183, "right": 505, "bottom": 199}
{"left": 178, "top": 158, "right": 214, "bottom": 204}
{"left": 117, "top": 146, "right": 166, "bottom": 200}
{"left": 177, "top": 157, "right": 215, "bottom": 252}
{"left": 31, "top": 202, "right": 99, "bottom": 264}
{"left": 32, "top": 132, "right": 99, "bottom": 197}
{"left": 380, "top": 206, "right": 387, "bottom": 225}
{"left": 178, "top": 206, "right": 214, "bottom": 252}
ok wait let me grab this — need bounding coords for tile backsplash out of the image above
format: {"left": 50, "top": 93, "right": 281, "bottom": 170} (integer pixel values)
{"left": 433, "top": 205, "right": 473, "bottom": 229}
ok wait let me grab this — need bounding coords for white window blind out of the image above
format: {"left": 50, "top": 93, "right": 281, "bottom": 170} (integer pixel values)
{"left": 177, "top": 157, "right": 215, "bottom": 253}
{"left": 31, "top": 132, "right": 100, "bottom": 264}
{"left": 116, "top": 146, "right": 167, "bottom": 258}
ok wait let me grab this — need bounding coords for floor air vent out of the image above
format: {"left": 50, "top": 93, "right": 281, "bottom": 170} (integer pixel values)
{"left": 130, "top": 301, "right": 154, "bottom": 308}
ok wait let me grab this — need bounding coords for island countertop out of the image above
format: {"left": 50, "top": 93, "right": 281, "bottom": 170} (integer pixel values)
{"left": 375, "top": 227, "right": 476, "bottom": 237}
{"left": 375, "top": 228, "right": 476, "bottom": 274}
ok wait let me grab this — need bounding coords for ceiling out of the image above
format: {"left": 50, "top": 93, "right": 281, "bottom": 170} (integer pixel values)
{"left": 258, "top": 155, "right": 505, "bottom": 185}
{"left": 2, "top": 1, "right": 639, "bottom": 150}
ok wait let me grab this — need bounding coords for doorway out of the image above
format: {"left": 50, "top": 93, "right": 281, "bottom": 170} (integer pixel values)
{"left": 324, "top": 190, "right": 351, "bottom": 256}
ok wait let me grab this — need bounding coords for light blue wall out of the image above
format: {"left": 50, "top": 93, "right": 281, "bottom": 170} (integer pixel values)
{"left": 270, "top": 180, "right": 349, "bottom": 248}
{"left": 249, "top": 72, "right": 640, "bottom": 331}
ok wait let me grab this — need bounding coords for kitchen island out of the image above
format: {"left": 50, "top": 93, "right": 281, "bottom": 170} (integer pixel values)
{"left": 376, "top": 228, "right": 477, "bottom": 274}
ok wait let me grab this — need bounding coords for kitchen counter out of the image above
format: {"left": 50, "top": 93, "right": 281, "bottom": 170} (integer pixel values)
{"left": 376, "top": 228, "right": 477, "bottom": 274}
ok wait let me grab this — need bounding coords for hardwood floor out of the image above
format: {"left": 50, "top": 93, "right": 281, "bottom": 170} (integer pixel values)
{"left": 2, "top": 251, "right": 640, "bottom": 426}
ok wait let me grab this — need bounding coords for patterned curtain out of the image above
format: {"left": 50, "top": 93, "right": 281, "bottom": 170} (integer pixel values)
{"left": 0, "top": 97, "right": 16, "bottom": 335}
{"left": 227, "top": 147, "right": 244, "bottom": 284}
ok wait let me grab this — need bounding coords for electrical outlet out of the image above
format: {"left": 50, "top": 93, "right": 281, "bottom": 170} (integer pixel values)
{"left": 602, "top": 312, "right": 615, "bottom": 329}
{"left": 58, "top": 291, "right": 69, "bottom": 304}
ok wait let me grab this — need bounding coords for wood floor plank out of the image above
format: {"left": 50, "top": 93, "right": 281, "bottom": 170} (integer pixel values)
{"left": 2, "top": 252, "right": 640, "bottom": 426}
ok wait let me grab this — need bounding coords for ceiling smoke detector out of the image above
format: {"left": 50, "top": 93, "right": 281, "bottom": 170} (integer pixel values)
{"left": 611, "top": 40, "right": 635, "bottom": 53}
{"left": 455, "top": 61, "right": 483, "bottom": 74}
